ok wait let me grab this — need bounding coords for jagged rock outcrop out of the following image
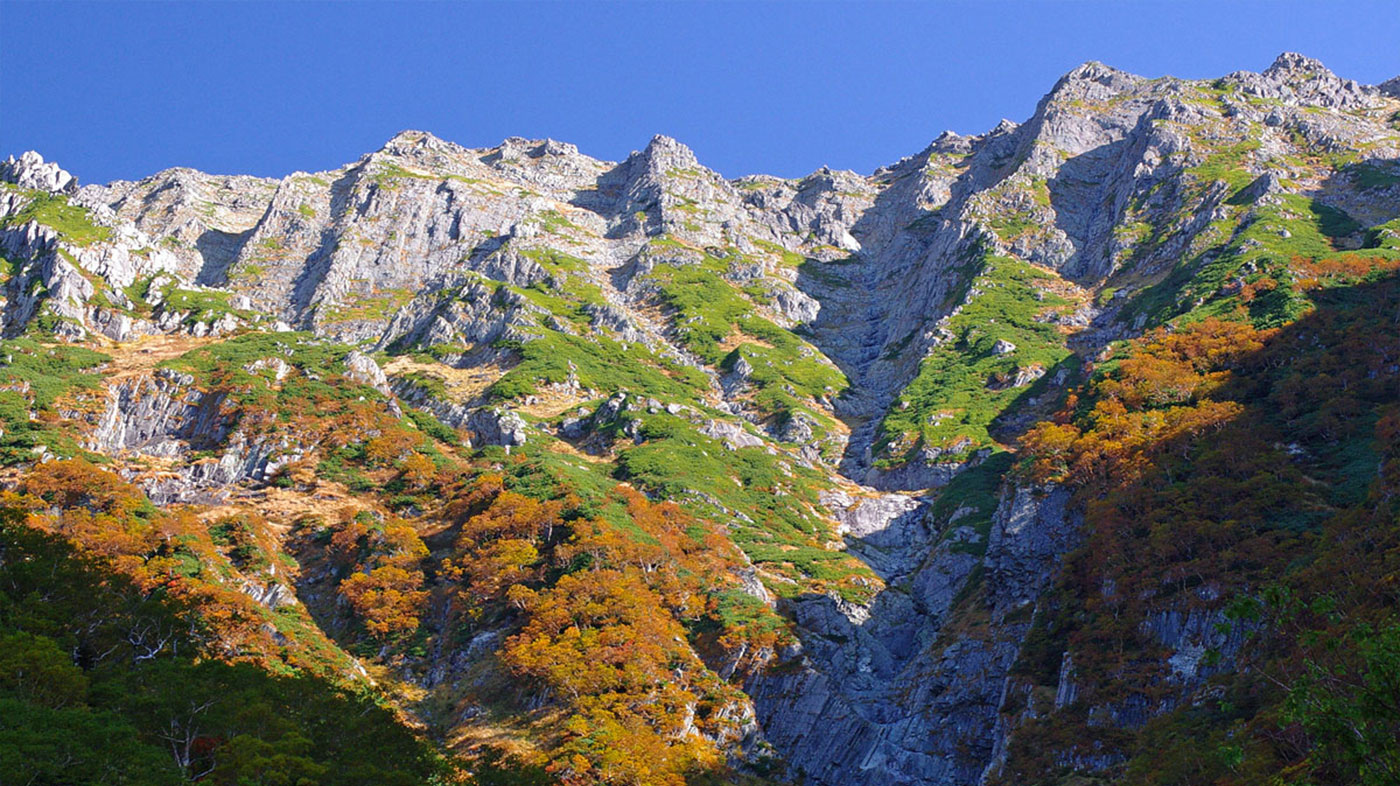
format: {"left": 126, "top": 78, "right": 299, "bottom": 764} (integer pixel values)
{"left": 467, "top": 407, "right": 529, "bottom": 448}
{"left": 1230, "top": 52, "right": 1380, "bottom": 111}
{"left": 983, "top": 485, "right": 1078, "bottom": 617}
{"left": 822, "top": 491, "right": 927, "bottom": 580}
{"left": 1, "top": 151, "right": 77, "bottom": 194}
{"left": 343, "top": 349, "right": 392, "bottom": 395}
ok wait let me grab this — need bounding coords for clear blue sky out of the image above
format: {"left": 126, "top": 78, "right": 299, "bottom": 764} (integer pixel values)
{"left": 3, "top": 1, "right": 1397, "bottom": 184}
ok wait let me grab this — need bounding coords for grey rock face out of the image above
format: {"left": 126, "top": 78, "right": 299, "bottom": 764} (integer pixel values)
{"left": 242, "top": 579, "right": 298, "bottom": 610}
{"left": 1238, "top": 171, "right": 1288, "bottom": 204}
{"left": 1141, "top": 605, "right": 1252, "bottom": 686}
{"left": 984, "top": 485, "right": 1079, "bottom": 618}
{"left": 863, "top": 449, "right": 986, "bottom": 492}
{"left": 1008, "top": 363, "right": 1046, "bottom": 388}
{"left": 822, "top": 491, "right": 927, "bottom": 581}
{"left": 11, "top": 53, "right": 1387, "bottom": 479}
{"left": 0, "top": 221, "right": 92, "bottom": 337}
{"left": 90, "top": 369, "right": 227, "bottom": 458}
{"left": 700, "top": 419, "right": 764, "bottom": 450}
{"left": 1228, "top": 52, "right": 1380, "bottom": 111}
{"left": 749, "top": 481, "right": 1079, "bottom": 786}
{"left": 88, "top": 369, "right": 291, "bottom": 504}
{"left": 0, "top": 175, "right": 189, "bottom": 340}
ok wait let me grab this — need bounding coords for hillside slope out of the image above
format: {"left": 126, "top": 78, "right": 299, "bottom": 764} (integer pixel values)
{"left": 1, "top": 52, "right": 1397, "bottom": 786}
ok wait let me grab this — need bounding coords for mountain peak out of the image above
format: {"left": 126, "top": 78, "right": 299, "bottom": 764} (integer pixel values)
{"left": 990, "top": 118, "right": 1020, "bottom": 135}
{"left": 1044, "top": 60, "right": 1143, "bottom": 106}
{"left": 371, "top": 129, "right": 466, "bottom": 166}
{"left": 1062, "top": 60, "right": 1112, "bottom": 79}
{"left": 1224, "top": 51, "right": 1374, "bottom": 110}
{"left": 380, "top": 129, "right": 443, "bottom": 151}
{"left": 640, "top": 134, "right": 699, "bottom": 168}
{"left": 495, "top": 136, "right": 584, "bottom": 161}
{"left": 1264, "top": 51, "right": 1331, "bottom": 78}
{"left": 387, "top": 128, "right": 433, "bottom": 143}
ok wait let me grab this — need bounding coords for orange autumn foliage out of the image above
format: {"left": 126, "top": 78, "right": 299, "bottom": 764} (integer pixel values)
{"left": 364, "top": 430, "right": 418, "bottom": 467}
{"left": 1291, "top": 253, "right": 1400, "bottom": 290}
{"left": 325, "top": 509, "right": 429, "bottom": 640}
{"left": 1006, "top": 277, "right": 1400, "bottom": 780}
{"left": 434, "top": 475, "right": 759, "bottom": 785}
{"left": 5, "top": 459, "right": 290, "bottom": 661}
{"left": 339, "top": 565, "right": 429, "bottom": 639}
{"left": 503, "top": 567, "right": 729, "bottom": 786}
{"left": 396, "top": 451, "right": 438, "bottom": 490}
{"left": 1023, "top": 318, "right": 1268, "bottom": 489}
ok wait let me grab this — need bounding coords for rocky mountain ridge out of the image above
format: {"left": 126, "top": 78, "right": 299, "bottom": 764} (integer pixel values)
{"left": 2, "top": 52, "right": 1398, "bottom": 785}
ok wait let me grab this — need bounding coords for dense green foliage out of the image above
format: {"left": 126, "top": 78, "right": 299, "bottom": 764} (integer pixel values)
{"left": 0, "top": 513, "right": 444, "bottom": 785}
{"left": 0, "top": 187, "right": 111, "bottom": 246}
{"left": 612, "top": 409, "right": 874, "bottom": 598}
{"left": 1126, "top": 194, "right": 1397, "bottom": 330}
{"left": 642, "top": 249, "right": 846, "bottom": 429}
{"left": 876, "top": 252, "right": 1076, "bottom": 465}
{"left": 0, "top": 339, "right": 109, "bottom": 464}
{"left": 488, "top": 329, "right": 706, "bottom": 403}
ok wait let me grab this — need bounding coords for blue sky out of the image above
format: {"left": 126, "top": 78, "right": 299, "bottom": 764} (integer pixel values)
{"left": 3, "top": 1, "right": 1397, "bottom": 184}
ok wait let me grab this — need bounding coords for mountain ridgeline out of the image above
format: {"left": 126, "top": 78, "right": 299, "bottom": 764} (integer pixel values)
{"left": 1, "top": 53, "right": 1398, "bottom": 786}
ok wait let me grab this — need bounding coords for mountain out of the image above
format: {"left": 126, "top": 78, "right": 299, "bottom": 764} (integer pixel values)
{"left": 1, "top": 52, "right": 1397, "bottom": 786}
